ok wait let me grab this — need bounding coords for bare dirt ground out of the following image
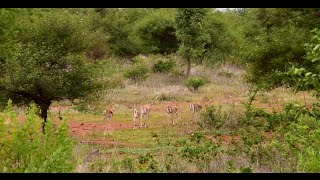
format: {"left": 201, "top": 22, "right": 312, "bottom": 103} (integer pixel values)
{"left": 69, "top": 121, "right": 132, "bottom": 137}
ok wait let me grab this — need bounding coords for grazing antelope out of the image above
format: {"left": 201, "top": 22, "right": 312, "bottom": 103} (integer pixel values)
{"left": 140, "top": 103, "right": 153, "bottom": 128}
{"left": 133, "top": 103, "right": 141, "bottom": 129}
{"left": 166, "top": 102, "right": 178, "bottom": 125}
{"left": 103, "top": 105, "right": 115, "bottom": 129}
{"left": 189, "top": 97, "right": 209, "bottom": 124}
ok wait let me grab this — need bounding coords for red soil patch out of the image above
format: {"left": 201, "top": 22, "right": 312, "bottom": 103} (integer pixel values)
{"left": 69, "top": 121, "right": 133, "bottom": 137}
{"left": 68, "top": 122, "right": 137, "bottom": 146}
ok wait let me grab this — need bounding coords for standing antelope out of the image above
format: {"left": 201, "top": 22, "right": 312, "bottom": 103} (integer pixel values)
{"left": 166, "top": 102, "right": 178, "bottom": 125}
{"left": 189, "top": 97, "right": 209, "bottom": 124}
{"left": 133, "top": 103, "right": 141, "bottom": 129}
{"left": 140, "top": 103, "right": 153, "bottom": 128}
{"left": 103, "top": 105, "right": 115, "bottom": 129}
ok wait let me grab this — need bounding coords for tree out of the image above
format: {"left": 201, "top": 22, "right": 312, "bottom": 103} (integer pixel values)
{"left": 133, "top": 8, "right": 178, "bottom": 54}
{"left": 100, "top": 8, "right": 150, "bottom": 57}
{"left": 175, "top": 8, "right": 210, "bottom": 77}
{"left": 0, "top": 10, "right": 100, "bottom": 132}
{"left": 240, "top": 8, "right": 320, "bottom": 88}
{"left": 202, "top": 10, "right": 239, "bottom": 65}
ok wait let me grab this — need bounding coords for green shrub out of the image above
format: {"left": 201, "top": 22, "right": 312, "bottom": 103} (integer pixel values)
{"left": 131, "top": 55, "right": 148, "bottom": 65}
{"left": 240, "top": 166, "right": 253, "bottom": 173}
{"left": 283, "top": 114, "right": 320, "bottom": 172}
{"left": 199, "top": 106, "right": 224, "bottom": 130}
{"left": 0, "top": 100, "right": 75, "bottom": 172}
{"left": 176, "top": 132, "right": 219, "bottom": 164}
{"left": 185, "top": 76, "right": 206, "bottom": 91}
{"left": 153, "top": 58, "right": 176, "bottom": 73}
{"left": 156, "top": 93, "right": 181, "bottom": 102}
{"left": 124, "top": 65, "right": 149, "bottom": 82}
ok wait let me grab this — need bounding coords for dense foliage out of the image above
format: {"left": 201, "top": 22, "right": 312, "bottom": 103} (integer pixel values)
{"left": 0, "top": 9, "right": 101, "bottom": 131}
{"left": 0, "top": 100, "right": 75, "bottom": 172}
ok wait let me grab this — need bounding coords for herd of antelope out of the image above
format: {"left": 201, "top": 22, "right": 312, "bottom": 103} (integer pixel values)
{"left": 102, "top": 97, "right": 210, "bottom": 130}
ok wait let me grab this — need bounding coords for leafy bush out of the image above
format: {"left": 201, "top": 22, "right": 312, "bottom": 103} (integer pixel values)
{"left": 199, "top": 106, "right": 224, "bottom": 130}
{"left": 286, "top": 28, "right": 320, "bottom": 92}
{"left": 156, "top": 93, "right": 180, "bottom": 102}
{"left": 131, "top": 55, "right": 148, "bottom": 65}
{"left": 0, "top": 100, "right": 75, "bottom": 172}
{"left": 240, "top": 166, "right": 253, "bottom": 173}
{"left": 153, "top": 58, "right": 176, "bottom": 73}
{"left": 283, "top": 114, "right": 320, "bottom": 172}
{"left": 185, "top": 76, "right": 206, "bottom": 91}
{"left": 175, "top": 132, "right": 219, "bottom": 164}
{"left": 124, "top": 65, "right": 149, "bottom": 82}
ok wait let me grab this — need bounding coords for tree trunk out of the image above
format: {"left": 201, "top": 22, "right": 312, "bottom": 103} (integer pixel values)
{"left": 40, "top": 103, "right": 50, "bottom": 134}
{"left": 186, "top": 58, "right": 191, "bottom": 78}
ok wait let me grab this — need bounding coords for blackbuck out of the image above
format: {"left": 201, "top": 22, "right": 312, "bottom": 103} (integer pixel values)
{"left": 103, "top": 105, "right": 115, "bottom": 129}
{"left": 140, "top": 102, "right": 154, "bottom": 128}
{"left": 189, "top": 96, "right": 209, "bottom": 124}
{"left": 166, "top": 102, "right": 178, "bottom": 125}
{"left": 133, "top": 103, "right": 141, "bottom": 129}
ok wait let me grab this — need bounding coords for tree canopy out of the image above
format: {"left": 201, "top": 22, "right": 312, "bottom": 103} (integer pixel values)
{"left": 0, "top": 10, "right": 101, "bottom": 132}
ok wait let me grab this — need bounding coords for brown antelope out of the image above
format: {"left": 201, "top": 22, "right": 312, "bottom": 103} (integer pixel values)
{"left": 166, "top": 102, "right": 178, "bottom": 125}
{"left": 133, "top": 103, "right": 141, "bottom": 129}
{"left": 140, "top": 102, "right": 153, "bottom": 128}
{"left": 189, "top": 96, "right": 209, "bottom": 124}
{"left": 103, "top": 105, "right": 115, "bottom": 129}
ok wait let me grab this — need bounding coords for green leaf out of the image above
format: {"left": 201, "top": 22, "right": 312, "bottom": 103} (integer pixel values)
{"left": 305, "top": 72, "right": 312, "bottom": 77}
{"left": 313, "top": 44, "right": 320, "bottom": 51}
